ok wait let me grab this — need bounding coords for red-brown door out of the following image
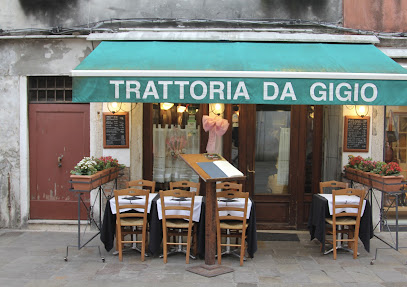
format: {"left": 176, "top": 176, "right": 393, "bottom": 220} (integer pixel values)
{"left": 29, "top": 104, "right": 90, "bottom": 219}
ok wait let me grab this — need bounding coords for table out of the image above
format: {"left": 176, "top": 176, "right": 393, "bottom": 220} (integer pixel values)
{"left": 308, "top": 194, "right": 373, "bottom": 253}
{"left": 100, "top": 193, "right": 157, "bottom": 252}
{"left": 180, "top": 154, "right": 246, "bottom": 277}
{"left": 148, "top": 196, "right": 257, "bottom": 259}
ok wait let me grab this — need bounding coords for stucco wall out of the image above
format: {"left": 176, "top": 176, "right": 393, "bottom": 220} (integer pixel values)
{"left": 0, "top": 0, "right": 343, "bottom": 30}
{"left": 0, "top": 39, "right": 93, "bottom": 227}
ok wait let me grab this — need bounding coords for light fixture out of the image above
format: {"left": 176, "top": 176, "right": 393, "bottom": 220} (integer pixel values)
{"left": 177, "top": 105, "right": 187, "bottom": 113}
{"left": 160, "top": 103, "right": 174, "bottom": 111}
{"left": 355, "top": 105, "right": 369, "bottom": 118}
{"left": 107, "top": 102, "right": 122, "bottom": 114}
{"left": 210, "top": 103, "right": 224, "bottom": 116}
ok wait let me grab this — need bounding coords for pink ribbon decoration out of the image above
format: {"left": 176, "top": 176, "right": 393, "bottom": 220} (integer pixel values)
{"left": 202, "top": 115, "right": 230, "bottom": 153}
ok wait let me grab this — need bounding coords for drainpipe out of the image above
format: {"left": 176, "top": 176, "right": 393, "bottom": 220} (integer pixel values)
{"left": 7, "top": 172, "right": 11, "bottom": 227}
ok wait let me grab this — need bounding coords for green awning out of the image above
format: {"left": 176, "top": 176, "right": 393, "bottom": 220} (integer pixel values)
{"left": 72, "top": 41, "right": 407, "bottom": 105}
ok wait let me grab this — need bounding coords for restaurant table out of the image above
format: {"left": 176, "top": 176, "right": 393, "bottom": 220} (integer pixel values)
{"left": 180, "top": 153, "right": 246, "bottom": 277}
{"left": 100, "top": 193, "right": 156, "bottom": 252}
{"left": 307, "top": 193, "right": 374, "bottom": 253}
{"left": 148, "top": 196, "right": 257, "bottom": 259}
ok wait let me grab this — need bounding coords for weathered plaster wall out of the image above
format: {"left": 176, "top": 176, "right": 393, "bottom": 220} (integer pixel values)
{"left": 0, "top": 0, "right": 343, "bottom": 30}
{"left": 0, "top": 39, "right": 93, "bottom": 227}
{"left": 344, "top": 0, "right": 407, "bottom": 33}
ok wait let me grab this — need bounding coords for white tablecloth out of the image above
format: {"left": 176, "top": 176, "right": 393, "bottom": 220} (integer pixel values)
{"left": 217, "top": 197, "right": 252, "bottom": 219}
{"left": 109, "top": 193, "right": 156, "bottom": 215}
{"left": 157, "top": 196, "right": 203, "bottom": 222}
{"left": 320, "top": 194, "right": 366, "bottom": 217}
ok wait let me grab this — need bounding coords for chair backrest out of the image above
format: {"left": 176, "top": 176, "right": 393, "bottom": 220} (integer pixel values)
{"left": 331, "top": 188, "right": 365, "bottom": 225}
{"left": 320, "top": 180, "right": 348, "bottom": 194}
{"left": 216, "top": 181, "right": 242, "bottom": 193}
{"left": 216, "top": 189, "right": 249, "bottom": 223}
{"left": 126, "top": 179, "right": 156, "bottom": 193}
{"left": 159, "top": 189, "right": 195, "bottom": 223}
{"left": 169, "top": 180, "right": 200, "bottom": 195}
{"left": 114, "top": 188, "right": 150, "bottom": 221}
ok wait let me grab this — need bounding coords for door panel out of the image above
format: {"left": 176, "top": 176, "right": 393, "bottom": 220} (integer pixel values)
{"left": 228, "top": 104, "right": 322, "bottom": 230}
{"left": 29, "top": 104, "right": 90, "bottom": 219}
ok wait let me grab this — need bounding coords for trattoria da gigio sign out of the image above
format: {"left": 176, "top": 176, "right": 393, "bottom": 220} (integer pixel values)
{"left": 73, "top": 76, "right": 407, "bottom": 106}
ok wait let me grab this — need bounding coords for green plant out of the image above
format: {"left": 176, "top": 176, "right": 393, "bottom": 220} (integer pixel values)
{"left": 381, "top": 162, "right": 402, "bottom": 176}
{"left": 70, "top": 157, "right": 98, "bottom": 175}
{"left": 346, "top": 155, "right": 363, "bottom": 169}
{"left": 99, "top": 156, "right": 124, "bottom": 169}
{"left": 359, "top": 157, "right": 375, "bottom": 172}
{"left": 371, "top": 161, "right": 386, "bottom": 174}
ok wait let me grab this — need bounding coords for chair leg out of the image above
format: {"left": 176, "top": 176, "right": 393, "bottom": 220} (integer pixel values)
{"left": 332, "top": 226, "right": 337, "bottom": 260}
{"left": 141, "top": 226, "right": 145, "bottom": 262}
{"left": 186, "top": 229, "right": 192, "bottom": 264}
{"left": 240, "top": 238, "right": 245, "bottom": 266}
{"left": 162, "top": 228, "right": 168, "bottom": 263}
{"left": 217, "top": 227, "right": 222, "bottom": 265}
{"left": 117, "top": 225, "right": 123, "bottom": 261}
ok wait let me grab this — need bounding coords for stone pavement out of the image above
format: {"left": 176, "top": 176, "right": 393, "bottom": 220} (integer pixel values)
{"left": 0, "top": 229, "right": 407, "bottom": 287}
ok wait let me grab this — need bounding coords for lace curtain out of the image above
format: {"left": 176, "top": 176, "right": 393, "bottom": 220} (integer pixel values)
{"left": 153, "top": 124, "right": 200, "bottom": 183}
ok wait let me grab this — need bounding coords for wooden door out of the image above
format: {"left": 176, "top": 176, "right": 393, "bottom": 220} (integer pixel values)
{"left": 224, "top": 104, "right": 322, "bottom": 229}
{"left": 29, "top": 104, "right": 90, "bottom": 219}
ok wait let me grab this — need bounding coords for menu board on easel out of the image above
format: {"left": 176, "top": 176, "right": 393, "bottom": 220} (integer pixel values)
{"left": 343, "top": 116, "right": 370, "bottom": 152}
{"left": 103, "top": 112, "right": 129, "bottom": 148}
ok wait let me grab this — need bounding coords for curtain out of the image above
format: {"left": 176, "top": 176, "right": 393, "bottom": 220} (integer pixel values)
{"left": 153, "top": 124, "right": 200, "bottom": 183}
{"left": 277, "top": 127, "right": 290, "bottom": 186}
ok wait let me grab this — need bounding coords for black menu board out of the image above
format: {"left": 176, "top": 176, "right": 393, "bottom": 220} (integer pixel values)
{"left": 103, "top": 112, "right": 129, "bottom": 148}
{"left": 343, "top": 116, "right": 370, "bottom": 152}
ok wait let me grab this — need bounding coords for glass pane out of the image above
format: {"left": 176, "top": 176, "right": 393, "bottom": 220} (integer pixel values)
{"left": 254, "top": 105, "right": 291, "bottom": 195}
{"left": 305, "top": 106, "right": 315, "bottom": 193}
{"left": 231, "top": 104, "right": 239, "bottom": 168}
{"left": 152, "top": 103, "right": 201, "bottom": 189}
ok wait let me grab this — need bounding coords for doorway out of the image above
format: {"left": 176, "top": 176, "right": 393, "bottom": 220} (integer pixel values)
{"left": 29, "top": 104, "right": 90, "bottom": 219}
{"left": 225, "top": 104, "right": 323, "bottom": 229}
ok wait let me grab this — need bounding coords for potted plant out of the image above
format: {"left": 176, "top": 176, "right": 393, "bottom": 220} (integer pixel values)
{"left": 358, "top": 157, "right": 375, "bottom": 185}
{"left": 370, "top": 161, "right": 403, "bottom": 192}
{"left": 99, "top": 156, "right": 124, "bottom": 181}
{"left": 70, "top": 157, "right": 101, "bottom": 190}
{"left": 344, "top": 155, "right": 363, "bottom": 182}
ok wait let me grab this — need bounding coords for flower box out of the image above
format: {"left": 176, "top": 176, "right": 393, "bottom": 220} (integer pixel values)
{"left": 344, "top": 167, "right": 358, "bottom": 181}
{"left": 100, "top": 169, "right": 111, "bottom": 185}
{"left": 70, "top": 172, "right": 102, "bottom": 191}
{"left": 108, "top": 167, "right": 120, "bottom": 181}
{"left": 369, "top": 173, "right": 404, "bottom": 192}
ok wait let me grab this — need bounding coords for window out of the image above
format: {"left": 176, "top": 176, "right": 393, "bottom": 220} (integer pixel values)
{"left": 28, "top": 76, "right": 72, "bottom": 103}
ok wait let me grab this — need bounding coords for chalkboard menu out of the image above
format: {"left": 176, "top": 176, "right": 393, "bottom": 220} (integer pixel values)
{"left": 343, "top": 116, "right": 370, "bottom": 152}
{"left": 103, "top": 112, "right": 129, "bottom": 148}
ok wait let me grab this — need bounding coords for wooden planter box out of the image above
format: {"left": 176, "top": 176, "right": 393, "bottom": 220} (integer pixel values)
{"left": 70, "top": 172, "right": 102, "bottom": 191}
{"left": 344, "top": 167, "right": 358, "bottom": 182}
{"left": 108, "top": 167, "right": 120, "bottom": 181}
{"left": 369, "top": 173, "right": 404, "bottom": 192}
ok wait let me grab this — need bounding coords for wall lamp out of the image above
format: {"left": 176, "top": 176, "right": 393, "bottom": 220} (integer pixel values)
{"left": 107, "top": 102, "right": 138, "bottom": 114}
{"left": 345, "top": 105, "right": 369, "bottom": 118}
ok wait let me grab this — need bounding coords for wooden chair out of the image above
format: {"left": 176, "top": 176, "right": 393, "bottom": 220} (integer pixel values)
{"left": 125, "top": 179, "right": 156, "bottom": 251}
{"left": 160, "top": 189, "right": 195, "bottom": 264}
{"left": 325, "top": 188, "right": 365, "bottom": 259}
{"left": 319, "top": 181, "right": 349, "bottom": 252}
{"left": 320, "top": 180, "right": 348, "bottom": 194}
{"left": 114, "top": 188, "right": 149, "bottom": 261}
{"left": 170, "top": 180, "right": 200, "bottom": 195}
{"left": 126, "top": 179, "right": 156, "bottom": 193}
{"left": 216, "top": 188, "right": 249, "bottom": 266}
{"left": 169, "top": 181, "right": 200, "bottom": 256}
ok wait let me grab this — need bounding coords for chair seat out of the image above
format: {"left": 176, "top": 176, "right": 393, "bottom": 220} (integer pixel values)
{"left": 325, "top": 217, "right": 357, "bottom": 225}
{"left": 166, "top": 219, "right": 190, "bottom": 229}
{"left": 120, "top": 217, "right": 144, "bottom": 226}
{"left": 220, "top": 220, "right": 248, "bottom": 230}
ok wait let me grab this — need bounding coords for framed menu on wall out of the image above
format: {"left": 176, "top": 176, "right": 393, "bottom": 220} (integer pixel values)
{"left": 103, "top": 112, "right": 129, "bottom": 148}
{"left": 343, "top": 116, "right": 370, "bottom": 152}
